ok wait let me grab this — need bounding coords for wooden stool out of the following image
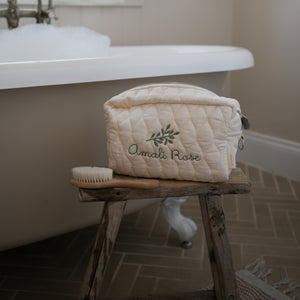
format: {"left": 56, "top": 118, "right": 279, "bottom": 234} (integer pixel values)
{"left": 74, "top": 168, "right": 250, "bottom": 300}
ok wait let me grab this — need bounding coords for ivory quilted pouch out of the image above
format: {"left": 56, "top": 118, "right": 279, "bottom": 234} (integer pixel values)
{"left": 104, "top": 83, "right": 244, "bottom": 182}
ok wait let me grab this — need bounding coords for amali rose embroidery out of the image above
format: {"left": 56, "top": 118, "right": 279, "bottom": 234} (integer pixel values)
{"left": 127, "top": 124, "right": 201, "bottom": 162}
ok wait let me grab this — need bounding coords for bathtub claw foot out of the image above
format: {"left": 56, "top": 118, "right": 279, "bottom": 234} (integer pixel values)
{"left": 161, "top": 196, "right": 197, "bottom": 247}
{"left": 181, "top": 241, "right": 193, "bottom": 249}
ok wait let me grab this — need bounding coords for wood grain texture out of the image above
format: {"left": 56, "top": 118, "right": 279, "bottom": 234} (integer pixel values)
{"left": 77, "top": 168, "right": 250, "bottom": 202}
{"left": 199, "top": 195, "right": 239, "bottom": 300}
{"left": 80, "top": 200, "right": 127, "bottom": 300}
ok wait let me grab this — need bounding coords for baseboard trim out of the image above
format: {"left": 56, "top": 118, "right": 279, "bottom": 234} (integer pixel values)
{"left": 236, "top": 131, "right": 300, "bottom": 181}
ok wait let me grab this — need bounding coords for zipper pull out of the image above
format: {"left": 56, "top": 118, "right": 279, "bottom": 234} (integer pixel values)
{"left": 237, "top": 110, "right": 250, "bottom": 129}
{"left": 238, "top": 135, "right": 245, "bottom": 150}
{"left": 241, "top": 115, "right": 250, "bottom": 129}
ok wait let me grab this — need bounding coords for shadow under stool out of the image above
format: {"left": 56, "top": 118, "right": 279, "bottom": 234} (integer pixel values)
{"left": 74, "top": 168, "right": 251, "bottom": 300}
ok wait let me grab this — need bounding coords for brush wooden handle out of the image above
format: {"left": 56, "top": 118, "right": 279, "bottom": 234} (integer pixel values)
{"left": 71, "top": 175, "right": 160, "bottom": 189}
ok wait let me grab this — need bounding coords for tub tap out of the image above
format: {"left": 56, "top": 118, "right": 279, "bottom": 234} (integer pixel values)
{"left": 0, "top": 0, "right": 56, "bottom": 29}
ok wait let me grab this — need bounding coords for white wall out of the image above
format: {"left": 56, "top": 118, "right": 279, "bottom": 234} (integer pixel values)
{"left": 0, "top": 0, "right": 235, "bottom": 45}
{"left": 231, "top": 0, "right": 300, "bottom": 179}
{"left": 232, "top": 0, "right": 300, "bottom": 143}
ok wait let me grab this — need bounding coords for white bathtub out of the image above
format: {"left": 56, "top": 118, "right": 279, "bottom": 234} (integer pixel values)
{"left": 0, "top": 44, "right": 253, "bottom": 250}
{"left": 0, "top": 45, "right": 253, "bottom": 90}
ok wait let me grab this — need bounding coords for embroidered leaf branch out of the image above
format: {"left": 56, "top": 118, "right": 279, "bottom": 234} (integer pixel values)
{"left": 146, "top": 124, "right": 180, "bottom": 147}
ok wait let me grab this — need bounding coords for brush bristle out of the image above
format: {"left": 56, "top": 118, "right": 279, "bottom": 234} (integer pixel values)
{"left": 71, "top": 166, "right": 113, "bottom": 183}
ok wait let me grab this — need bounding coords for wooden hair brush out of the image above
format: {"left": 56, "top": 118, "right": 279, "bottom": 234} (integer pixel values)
{"left": 70, "top": 166, "right": 159, "bottom": 189}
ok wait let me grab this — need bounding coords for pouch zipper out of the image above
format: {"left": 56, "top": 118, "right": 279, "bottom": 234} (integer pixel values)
{"left": 236, "top": 110, "right": 249, "bottom": 150}
{"left": 238, "top": 135, "right": 245, "bottom": 150}
{"left": 237, "top": 110, "right": 250, "bottom": 130}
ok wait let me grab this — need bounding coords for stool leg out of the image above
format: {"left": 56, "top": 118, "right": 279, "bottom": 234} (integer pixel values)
{"left": 80, "top": 200, "right": 127, "bottom": 300}
{"left": 199, "top": 195, "right": 239, "bottom": 300}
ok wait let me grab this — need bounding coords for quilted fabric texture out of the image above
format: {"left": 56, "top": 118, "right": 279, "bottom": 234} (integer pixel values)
{"left": 104, "top": 83, "right": 242, "bottom": 182}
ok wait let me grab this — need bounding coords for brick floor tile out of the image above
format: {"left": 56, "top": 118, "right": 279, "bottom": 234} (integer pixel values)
{"left": 57, "top": 231, "right": 96, "bottom": 269}
{"left": 225, "top": 212, "right": 238, "bottom": 220}
{"left": 114, "top": 243, "right": 182, "bottom": 257}
{"left": 139, "top": 265, "right": 205, "bottom": 281}
{"left": 270, "top": 203, "right": 300, "bottom": 211}
{"left": 227, "top": 220, "right": 256, "bottom": 229}
{"left": 1, "top": 278, "right": 80, "bottom": 295}
{"left": 12, "top": 291, "right": 77, "bottom": 300}
{"left": 275, "top": 175, "right": 293, "bottom": 194}
{"left": 67, "top": 242, "right": 93, "bottom": 281}
{"left": 288, "top": 211, "right": 300, "bottom": 218}
{"left": 231, "top": 244, "right": 242, "bottom": 270}
{"left": 289, "top": 217, "right": 300, "bottom": 246}
{"left": 0, "top": 254, "right": 58, "bottom": 268}
{"left": 262, "top": 171, "right": 276, "bottom": 189}
{"left": 99, "top": 253, "right": 124, "bottom": 295}
{"left": 254, "top": 196, "right": 299, "bottom": 204}
{"left": 251, "top": 190, "right": 295, "bottom": 200}
{"left": 236, "top": 196, "right": 255, "bottom": 221}
{"left": 236, "top": 161, "right": 247, "bottom": 174}
{"left": 150, "top": 212, "right": 170, "bottom": 239}
{"left": 223, "top": 194, "right": 237, "bottom": 214}
{"left": 228, "top": 227, "right": 274, "bottom": 237}
{"left": 272, "top": 211, "right": 294, "bottom": 238}
{"left": 254, "top": 203, "right": 273, "bottom": 230}
{"left": 135, "top": 203, "right": 159, "bottom": 229}
{"left": 291, "top": 180, "right": 300, "bottom": 200}
{"left": 286, "top": 267, "right": 300, "bottom": 281}
{"left": 241, "top": 252, "right": 263, "bottom": 268}
{"left": 0, "top": 265, "right": 71, "bottom": 280}
{"left": 122, "top": 211, "right": 140, "bottom": 227}
{"left": 230, "top": 235, "right": 297, "bottom": 248}
{"left": 106, "top": 264, "right": 139, "bottom": 297}
{"left": 155, "top": 278, "right": 210, "bottom": 294}
{"left": 123, "top": 254, "right": 200, "bottom": 269}
{"left": 265, "top": 256, "right": 300, "bottom": 268}
{"left": 248, "top": 165, "right": 262, "bottom": 183}
{"left": 3, "top": 231, "right": 80, "bottom": 257}
{"left": 131, "top": 277, "right": 156, "bottom": 296}
{"left": 117, "top": 234, "right": 166, "bottom": 246}
{"left": 118, "top": 226, "right": 150, "bottom": 237}
{"left": 243, "top": 245, "right": 300, "bottom": 258}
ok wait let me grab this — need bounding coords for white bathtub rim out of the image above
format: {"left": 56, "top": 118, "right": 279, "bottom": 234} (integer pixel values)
{"left": 0, "top": 45, "right": 254, "bottom": 90}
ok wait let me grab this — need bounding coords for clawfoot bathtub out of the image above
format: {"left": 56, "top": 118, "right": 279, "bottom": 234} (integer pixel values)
{"left": 0, "top": 26, "right": 253, "bottom": 250}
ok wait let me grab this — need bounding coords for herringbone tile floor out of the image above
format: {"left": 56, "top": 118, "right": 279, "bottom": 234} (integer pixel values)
{"left": 0, "top": 163, "right": 299, "bottom": 300}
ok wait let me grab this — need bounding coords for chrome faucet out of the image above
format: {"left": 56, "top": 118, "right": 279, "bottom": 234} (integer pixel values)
{"left": 0, "top": 0, "right": 56, "bottom": 29}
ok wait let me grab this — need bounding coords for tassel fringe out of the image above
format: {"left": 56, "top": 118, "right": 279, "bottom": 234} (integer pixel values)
{"left": 246, "top": 258, "right": 300, "bottom": 299}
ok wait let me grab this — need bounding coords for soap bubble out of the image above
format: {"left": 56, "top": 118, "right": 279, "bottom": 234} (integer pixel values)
{"left": 0, "top": 24, "right": 111, "bottom": 62}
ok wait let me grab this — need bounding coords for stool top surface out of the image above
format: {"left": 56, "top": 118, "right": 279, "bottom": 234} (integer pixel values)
{"left": 77, "top": 168, "right": 251, "bottom": 202}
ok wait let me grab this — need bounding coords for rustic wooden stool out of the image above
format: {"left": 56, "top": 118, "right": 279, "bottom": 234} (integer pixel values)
{"left": 74, "top": 168, "right": 250, "bottom": 300}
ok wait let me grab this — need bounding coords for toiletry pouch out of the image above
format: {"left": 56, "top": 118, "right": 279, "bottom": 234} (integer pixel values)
{"left": 104, "top": 83, "right": 243, "bottom": 182}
